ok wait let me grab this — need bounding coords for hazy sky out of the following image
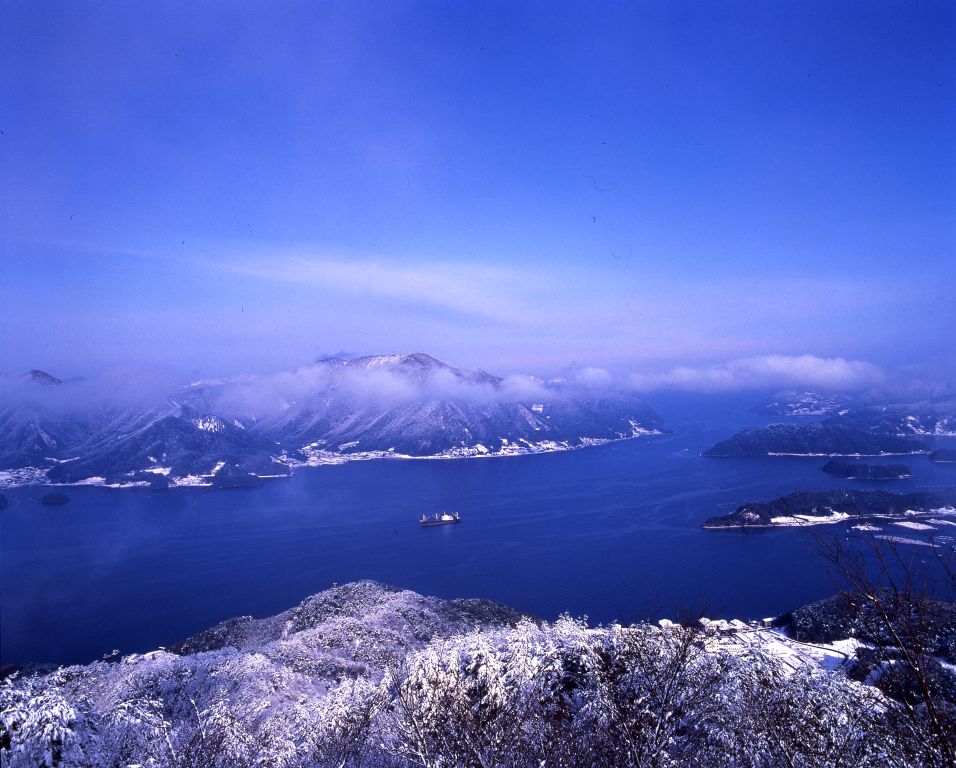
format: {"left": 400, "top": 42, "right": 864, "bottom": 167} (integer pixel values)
{"left": 2, "top": 1, "right": 954, "bottom": 384}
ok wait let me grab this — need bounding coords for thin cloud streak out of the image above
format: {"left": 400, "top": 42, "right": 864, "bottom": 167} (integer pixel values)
{"left": 3, "top": 239, "right": 946, "bottom": 378}
{"left": 223, "top": 255, "right": 539, "bottom": 322}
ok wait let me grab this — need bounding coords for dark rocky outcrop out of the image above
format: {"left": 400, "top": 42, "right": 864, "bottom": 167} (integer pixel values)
{"left": 25, "top": 369, "right": 63, "bottom": 386}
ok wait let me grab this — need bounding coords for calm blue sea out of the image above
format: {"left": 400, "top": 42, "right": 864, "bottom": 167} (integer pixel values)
{"left": 3, "top": 394, "right": 954, "bottom": 666}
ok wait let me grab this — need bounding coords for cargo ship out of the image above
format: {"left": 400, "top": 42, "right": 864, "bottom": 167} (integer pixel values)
{"left": 420, "top": 511, "right": 461, "bottom": 527}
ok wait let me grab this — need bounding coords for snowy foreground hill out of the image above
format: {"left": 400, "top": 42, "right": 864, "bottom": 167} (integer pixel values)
{"left": 0, "top": 355, "right": 663, "bottom": 488}
{"left": 3, "top": 581, "right": 954, "bottom": 767}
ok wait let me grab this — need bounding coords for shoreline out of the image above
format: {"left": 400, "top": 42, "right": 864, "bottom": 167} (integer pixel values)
{"left": 0, "top": 430, "right": 666, "bottom": 491}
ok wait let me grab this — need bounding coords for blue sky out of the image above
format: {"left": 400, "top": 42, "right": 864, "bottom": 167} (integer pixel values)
{"left": 2, "top": 1, "right": 954, "bottom": 385}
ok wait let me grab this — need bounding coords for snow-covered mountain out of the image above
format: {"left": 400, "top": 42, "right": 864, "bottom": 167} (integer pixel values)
{"left": 0, "top": 354, "right": 664, "bottom": 487}
{"left": 0, "top": 371, "right": 92, "bottom": 468}
{"left": 251, "top": 354, "right": 664, "bottom": 462}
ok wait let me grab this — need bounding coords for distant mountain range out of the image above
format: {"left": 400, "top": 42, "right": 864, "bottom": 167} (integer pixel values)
{"left": 823, "top": 399, "right": 956, "bottom": 437}
{"left": 0, "top": 354, "right": 663, "bottom": 488}
{"left": 754, "top": 389, "right": 956, "bottom": 435}
{"left": 706, "top": 389, "right": 956, "bottom": 458}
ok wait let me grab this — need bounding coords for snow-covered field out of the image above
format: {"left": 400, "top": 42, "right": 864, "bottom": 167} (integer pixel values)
{"left": 770, "top": 508, "right": 851, "bottom": 527}
{"left": 698, "top": 618, "right": 866, "bottom": 673}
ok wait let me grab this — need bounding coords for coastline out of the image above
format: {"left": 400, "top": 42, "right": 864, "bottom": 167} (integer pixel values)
{"left": 0, "top": 429, "right": 666, "bottom": 490}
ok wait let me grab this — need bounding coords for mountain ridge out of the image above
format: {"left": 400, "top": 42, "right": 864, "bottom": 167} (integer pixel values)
{"left": 0, "top": 354, "right": 664, "bottom": 488}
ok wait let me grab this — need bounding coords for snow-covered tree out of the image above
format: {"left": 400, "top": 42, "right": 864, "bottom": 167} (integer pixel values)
{"left": 0, "top": 670, "right": 99, "bottom": 768}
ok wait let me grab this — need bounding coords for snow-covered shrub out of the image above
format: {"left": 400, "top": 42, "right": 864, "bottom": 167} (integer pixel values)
{"left": 723, "top": 649, "right": 892, "bottom": 768}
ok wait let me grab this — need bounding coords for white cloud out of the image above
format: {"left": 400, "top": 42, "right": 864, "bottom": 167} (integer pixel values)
{"left": 498, "top": 374, "right": 551, "bottom": 401}
{"left": 629, "top": 355, "right": 885, "bottom": 393}
{"left": 572, "top": 366, "right": 614, "bottom": 388}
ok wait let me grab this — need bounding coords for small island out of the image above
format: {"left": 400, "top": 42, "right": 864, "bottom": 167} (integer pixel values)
{"left": 821, "top": 459, "right": 911, "bottom": 480}
{"left": 701, "top": 488, "right": 956, "bottom": 529}
{"left": 39, "top": 492, "right": 70, "bottom": 506}
{"left": 930, "top": 449, "right": 956, "bottom": 464}
{"left": 703, "top": 423, "right": 929, "bottom": 458}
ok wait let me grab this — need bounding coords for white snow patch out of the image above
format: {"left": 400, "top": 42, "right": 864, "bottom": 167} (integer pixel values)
{"left": 893, "top": 521, "right": 935, "bottom": 531}
{"left": 72, "top": 476, "right": 108, "bottom": 486}
{"left": 701, "top": 623, "right": 866, "bottom": 675}
{"left": 770, "top": 509, "right": 850, "bottom": 527}
{"left": 628, "top": 419, "right": 663, "bottom": 437}
{"left": 876, "top": 535, "right": 936, "bottom": 548}
{"left": 194, "top": 417, "right": 226, "bottom": 433}
{"left": 172, "top": 474, "right": 213, "bottom": 487}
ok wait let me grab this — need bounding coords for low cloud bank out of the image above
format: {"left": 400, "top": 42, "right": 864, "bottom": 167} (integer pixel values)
{"left": 206, "top": 361, "right": 560, "bottom": 420}
{"left": 0, "top": 358, "right": 564, "bottom": 420}
{"left": 0, "top": 364, "right": 188, "bottom": 413}
{"left": 628, "top": 355, "right": 885, "bottom": 393}
{"left": 1, "top": 353, "right": 892, "bottom": 418}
